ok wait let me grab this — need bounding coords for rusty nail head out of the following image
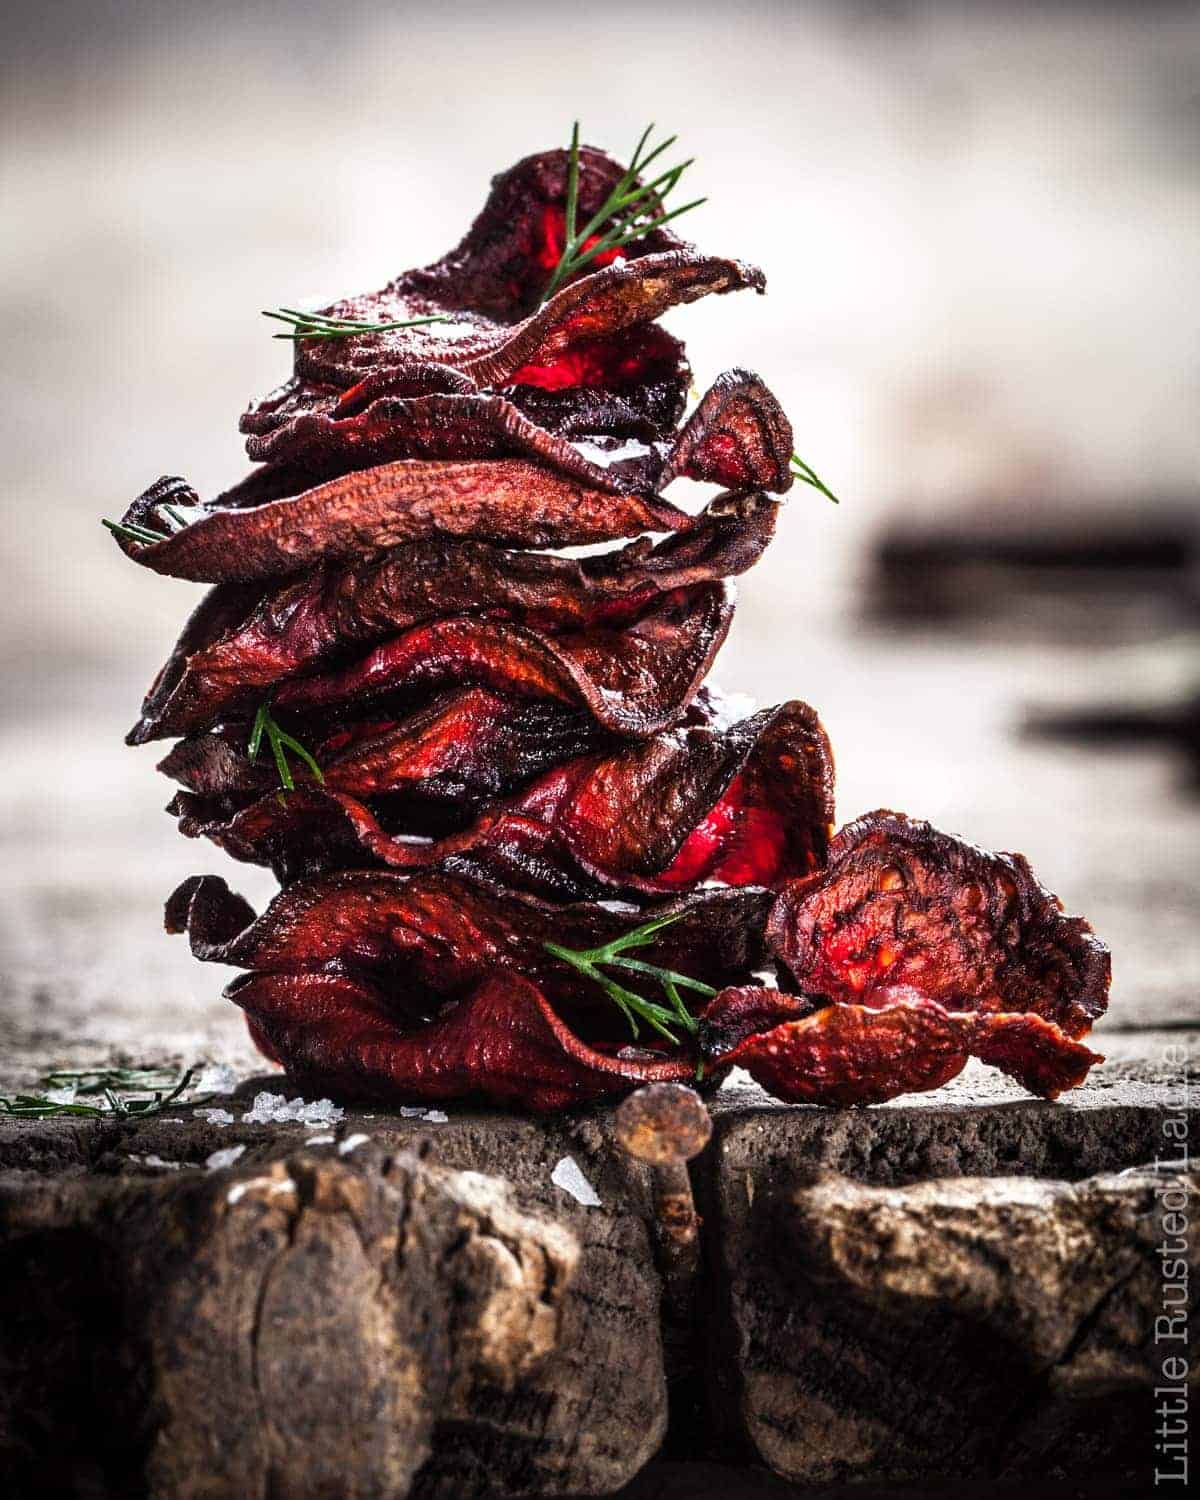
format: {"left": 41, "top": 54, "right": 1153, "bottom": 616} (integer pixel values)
{"left": 614, "top": 1083, "right": 712, "bottom": 1167}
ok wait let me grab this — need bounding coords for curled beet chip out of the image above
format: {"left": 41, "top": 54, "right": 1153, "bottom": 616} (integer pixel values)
{"left": 159, "top": 689, "right": 613, "bottom": 812}
{"left": 767, "top": 811, "right": 1110, "bottom": 1038}
{"left": 228, "top": 969, "right": 694, "bottom": 1113}
{"left": 240, "top": 325, "right": 691, "bottom": 476}
{"left": 239, "top": 365, "right": 792, "bottom": 498}
{"left": 111, "top": 458, "right": 692, "bottom": 583}
{"left": 702, "top": 986, "right": 1102, "bottom": 1105}
{"left": 164, "top": 870, "right": 771, "bottom": 1040}
{"left": 128, "top": 492, "right": 778, "bottom": 743}
{"left": 264, "top": 583, "right": 733, "bottom": 738}
{"left": 166, "top": 700, "right": 835, "bottom": 897}
{"left": 270, "top": 145, "right": 763, "bottom": 394}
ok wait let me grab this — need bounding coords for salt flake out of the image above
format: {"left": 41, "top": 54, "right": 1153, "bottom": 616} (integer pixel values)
{"left": 551, "top": 1156, "right": 602, "bottom": 1207}
{"left": 206, "top": 1144, "right": 246, "bottom": 1171}
{"left": 337, "top": 1133, "right": 371, "bottom": 1155}
{"left": 196, "top": 1107, "right": 235, "bottom": 1125}
{"left": 240, "top": 1091, "right": 344, "bottom": 1126}
{"left": 194, "top": 1063, "right": 237, "bottom": 1096}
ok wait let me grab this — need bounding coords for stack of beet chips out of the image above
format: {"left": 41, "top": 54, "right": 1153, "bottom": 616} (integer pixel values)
{"left": 114, "top": 142, "right": 1112, "bottom": 1111}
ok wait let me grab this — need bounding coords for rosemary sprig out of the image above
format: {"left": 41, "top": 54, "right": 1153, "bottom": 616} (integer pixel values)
{"left": 263, "top": 307, "right": 451, "bottom": 341}
{"left": 0, "top": 1067, "right": 196, "bottom": 1120}
{"left": 790, "top": 451, "right": 841, "bottom": 505}
{"left": 540, "top": 122, "right": 705, "bottom": 305}
{"left": 102, "top": 517, "right": 168, "bottom": 546}
{"left": 249, "top": 700, "right": 324, "bottom": 797}
{"left": 545, "top": 911, "right": 715, "bottom": 1047}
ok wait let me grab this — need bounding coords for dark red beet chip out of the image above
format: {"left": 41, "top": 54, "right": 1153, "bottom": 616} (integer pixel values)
{"left": 165, "top": 870, "right": 772, "bottom": 1041}
{"left": 766, "top": 811, "right": 1110, "bottom": 1038}
{"left": 111, "top": 459, "right": 692, "bottom": 583}
{"left": 265, "top": 583, "right": 733, "bottom": 738}
{"left": 229, "top": 969, "right": 694, "bottom": 1113}
{"left": 272, "top": 144, "right": 763, "bottom": 394}
{"left": 127, "top": 492, "right": 778, "bottom": 744}
{"left": 164, "top": 700, "right": 835, "bottom": 898}
{"left": 158, "top": 689, "right": 612, "bottom": 809}
{"left": 704, "top": 986, "right": 1103, "bottom": 1105}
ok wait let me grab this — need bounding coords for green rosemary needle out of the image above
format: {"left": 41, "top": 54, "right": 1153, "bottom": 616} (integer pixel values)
{"left": 545, "top": 911, "right": 715, "bottom": 1047}
{"left": 249, "top": 700, "right": 324, "bottom": 797}
{"left": 102, "top": 517, "right": 168, "bottom": 545}
{"left": 263, "top": 306, "right": 451, "bottom": 341}
{"left": 790, "top": 451, "right": 841, "bottom": 505}
{"left": 0, "top": 1067, "right": 197, "bottom": 1120}
{"left": 540, "top": 122, "right": 705, "bottom": 306}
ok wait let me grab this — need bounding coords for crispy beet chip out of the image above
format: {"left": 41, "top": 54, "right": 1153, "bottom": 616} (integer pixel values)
{"left": 264, "top": 583, "right": 733, "bottom": 737}
{"left": 165, "top": 871, "right": 771, "bottom": 1040}
{"left": 239, "top": 364, "right": 792, "bottom": 497}
{"left": 128, "top": 493, "right": 778, "bottom": 743}
{"left": 159, "top": 689, "right": 614, "bottom": 813}
{"left": 767, "top": 811, "right": 1110, "bottom": 1038}
{"left": 112, "top": 459, "right": 692, "bottom": 583}
{"left": 701, "top": 986, "right": 1102, "bottom": 1104}
{"left": 165, "top": 700, "right": 835, "bottom": 896}
{"left": 228, "top": 969, "right": 694, "bottom": 1112}
{"left": 271, "top": 145, "right": 763, "bottom": 394}
{"left": 240, "top": 325, "right": 691, "bottom": 476}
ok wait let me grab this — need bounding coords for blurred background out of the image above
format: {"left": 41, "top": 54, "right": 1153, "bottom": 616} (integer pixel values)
{"left": 1, "top": 0, "right": 1197, "bottom": 1073}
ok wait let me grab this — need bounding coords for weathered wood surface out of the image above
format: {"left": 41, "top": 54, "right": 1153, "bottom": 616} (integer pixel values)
{"left": 1, "top": 1055, "right": 1195, "bottom": 1498}
{"left": 0, "top": 1142, "right": 665, "bottom": 1499}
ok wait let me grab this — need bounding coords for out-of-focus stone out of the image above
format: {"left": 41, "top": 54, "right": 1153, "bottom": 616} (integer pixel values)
{"left": 0, "top": 1146, "right": 665, "bottom": 1500}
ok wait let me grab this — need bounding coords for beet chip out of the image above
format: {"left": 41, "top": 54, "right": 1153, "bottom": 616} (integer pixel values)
{"left": 268, "top": 144, "right": 764, "bottom": 393}
{"left": 700, "top": 985, "right": 1102, "bottom": 1104}
{"left": 263, "top": 583, "right": 733, "bottom": 738}
{"left": 228, "top": 969, "right": 695, "bottom": 1113}
{"left": 128, "top": 492, "right": 778, "bottom": 743}
{"left": 766, "top": 811, "right": 1110, "bottom": 1039}
{"left": 165, "top": 700, "right": 835, "bottom": 897}
{"left": 111, "top": 460, "right": 691, "bottom": 583}
{"left": 165, "top": 870, "right": 771, "bottom": 1039}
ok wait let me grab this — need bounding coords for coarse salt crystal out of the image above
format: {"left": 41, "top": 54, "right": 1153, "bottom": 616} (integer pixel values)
{"left": 196, "top": 1107, "right": 235, "bottom": 1125}
{"left": 193, "top": 1063, "right": 237, "bottom": 1096}
{"left": 240, "top": 1091, "right": 344, "bottom": 1126}
{"left": 550, "top": 1156, "right": 601, "bottom": 1207}
{"left": 337, "top": 1133, "right": 371, "bottom": 1155}
{"left": 205, "top": 1144, "right": 246, "bottom": 1171}
{"left": 305, "top": 1133, "right": 335, "bottom": 1145}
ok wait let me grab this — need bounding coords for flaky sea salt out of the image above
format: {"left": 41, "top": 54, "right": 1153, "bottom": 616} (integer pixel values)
{"left": 128, "top": 1154, "right": 183, "bottom": 1170}
{"left": 305, "top": 1133, "right": 335, "bottom": 1145}
{"left": 337, "top": 1133, "right": 371, "bottom": 1155}
{"left": 240, "top": 1091, "right": 344, "bottom": 1126}
{"left": 196, "top": 1107, "right": 236, "bottom": 1125}
{"left": 399, "top": 1105, "right": 448, "bottom": 1123}
{"left": 550, "top": 1156, "right": 601, "bottom": 1207}
{"left": 193, "top": 1063, "right": 238, "bottom": 1096}
{"left": 205, "top": 1145, "right": 246, "bottom": 1171}
{"left": 44, "top": 1085, "right": 78, "bottom": 1105}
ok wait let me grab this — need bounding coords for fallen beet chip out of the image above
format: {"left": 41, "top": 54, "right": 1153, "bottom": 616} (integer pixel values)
{"left": 766, "top": 810, "right": 1110, "bottom": 1039}
{"left": 701, "top": 986, "right": 1103, "bottom": 1105}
